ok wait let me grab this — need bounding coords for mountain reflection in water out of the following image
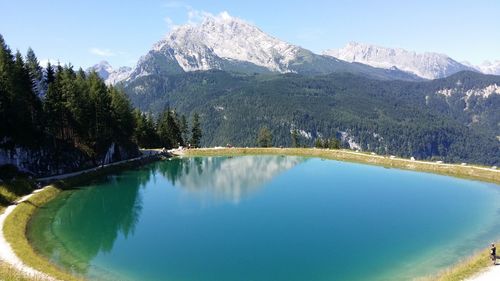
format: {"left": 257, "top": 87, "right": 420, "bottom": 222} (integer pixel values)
{"left": 158, "top": 156, "right": 306, "bottom": 203}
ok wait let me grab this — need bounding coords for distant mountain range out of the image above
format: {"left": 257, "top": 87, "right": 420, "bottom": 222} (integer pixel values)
{"left": 89, "top": 12, "right": 499, "bottom": 84}
{"left": 323, "top": 42, "right": 500, "bottom": 79}
{"left": 90, "top": 12, "right": 423, "bottom": 84}
{"left": 323, "top": 42, "right": 474, "bottom": 79}
{"left": 86, "top": 12, "right": 499, "bottom": 165}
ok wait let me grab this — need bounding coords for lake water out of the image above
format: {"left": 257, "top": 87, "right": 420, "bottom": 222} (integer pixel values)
{"left": 28, "top": 156, "right": 500, "bottom": 281}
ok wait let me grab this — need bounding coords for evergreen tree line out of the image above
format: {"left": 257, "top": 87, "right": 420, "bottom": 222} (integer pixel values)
{"left": 0, "top": 35, "right": 202, "bottom": 165}
{"left": 134, "top": 109, "right": 202, "bottom": 149}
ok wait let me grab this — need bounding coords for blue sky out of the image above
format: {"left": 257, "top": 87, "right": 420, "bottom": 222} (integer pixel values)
{"left": 1, "top": 0, "right": 499, "bottom": 69}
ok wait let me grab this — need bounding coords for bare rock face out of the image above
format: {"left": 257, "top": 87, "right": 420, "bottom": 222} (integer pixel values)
{"left": 0, "top": 140, "right": 139, "bottom": 177}
{"left": 323, "top": 42, "right": 476, "bottom": 79}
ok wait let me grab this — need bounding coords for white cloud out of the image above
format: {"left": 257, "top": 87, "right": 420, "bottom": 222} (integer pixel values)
{"left": 89, "top": 48, "right": 116, "bottom": 57}
{"left": 186, "top": 9, "right": 213, "bottom": 25}
{"left": 164, "top": 16, "right": 179, "bottom": 30}
{"left": 38, "top": 58, "right": 59, "bottom": 67}
{"left": 161, "top": 1, "right": 214, "bottom": 26}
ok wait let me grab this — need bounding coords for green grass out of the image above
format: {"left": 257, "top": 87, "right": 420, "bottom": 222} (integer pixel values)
{"left": 0, "top": 179, "right": 36, "bottom": 213}
{"left": 0, "top": 262, "right": 46, "bottom": 281}
{"left": 3, "top": 185, "right": 84, "bottom": 281}
{"left": 0, "top": 179, "right": 41, "bottom": 280}
{"left": 419, "top": 248, "right": 492, "bottom": 281}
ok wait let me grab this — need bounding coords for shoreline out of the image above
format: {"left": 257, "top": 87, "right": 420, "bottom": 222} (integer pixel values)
{"left": 0, "top": 150, "right": 168, "bottom": 281}
{"left": 0, "top": 147, "right": 498, "bottom": 281}
{"left": 179, "top": 148, "right": 500, "bottom": 184}
{"left": 0, "top": 186, "right": 56, "bottom": 281}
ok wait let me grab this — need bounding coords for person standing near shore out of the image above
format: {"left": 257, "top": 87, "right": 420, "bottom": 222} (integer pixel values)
{"left": 491, "top": 243, "right": 497, "bottom": 265}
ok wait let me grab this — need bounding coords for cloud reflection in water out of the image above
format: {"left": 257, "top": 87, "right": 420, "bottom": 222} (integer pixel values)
{"left": 160, "top": 156, "right": 306, "bottom": 203}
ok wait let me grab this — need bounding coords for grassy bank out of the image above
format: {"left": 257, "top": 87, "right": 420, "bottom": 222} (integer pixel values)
{"left": 0, "top": 154, "right": 165, "bottom": 281}
{"left": 3, "top": 185, "right": 83, "bottom": 281}
{"left": 182, "top": 148, "right": 500, "bottom": 184}
{"left": 0, "top": 262, "right": 45, "bottom": 281}
{"left": 430, "top": 248, "right": 491, "bottom": 281}
{"left": 0, "top": 179, "right": 42, "bottom": 281}
{"left": 0, "top": 179, "right": 37, "bottom": 213}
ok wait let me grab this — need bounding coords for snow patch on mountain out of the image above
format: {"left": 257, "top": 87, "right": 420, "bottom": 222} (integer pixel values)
{"left": 88, "top": 61, "right": 132, "bottom": 85}
{"left": 151, "top": 11, "right": 302, "bottom": 73}
{"left": 323, "top": 42, "right": 474, "bottom": 79}
{"left": 89, "top": 61, "right": 114, "bottom": 80}
{"left": 106, "top": 66, "right": 132, "bottom": 85}
{"left": 476, "top": 60, "right": 500, "bottom": 75}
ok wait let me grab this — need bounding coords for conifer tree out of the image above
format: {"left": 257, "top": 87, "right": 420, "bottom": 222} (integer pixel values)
{"left": 133, "top": 109, "right": 158, "bottom": 148}
{"left": 291, "top": 129, "right": 299, "bottom": 148}
{"left": 11, "top": 50, "right": 41, "bottom": 143}
{"left": 179, "top": 114, "right": 188, "bottom": 145}
{"left": 257, "top": 126, "right": 272, "bottom": 147}
{"left": 44, "top": 67, "right": 64, "bottom": 139}
{"left": 25, "top": 47, "right": 43, "bottom": 96}
{"left": 190, "top": 113, "right": 202, "bottom": 148}
{"left": 45, "top": 62, "right": 55, "bottom": 85}
{"left": 157, "top": 109, "right": 182, "bottom": 149}
{"left": 109, "top": 86, "right": 135, "bottom": 141}
{"left": 0, "top": 34, "right": 14, "bottom": 140}
{"left": 87, "top": 71, "right": 112, "bottom": 151}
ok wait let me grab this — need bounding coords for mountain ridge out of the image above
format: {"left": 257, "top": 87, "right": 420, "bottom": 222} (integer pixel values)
{"left": 92, "top": 12, "right": 499, "bottom": 84}
{"left": 98, "top": 12, "right": 421, "bottom": 84}
{"left": 323, "top": 42, "right": 478, "bottom": 79}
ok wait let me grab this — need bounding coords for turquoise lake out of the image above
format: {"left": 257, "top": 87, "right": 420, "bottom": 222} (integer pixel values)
{"left": 28, "top": 156, "right": 500, "bottom": 281}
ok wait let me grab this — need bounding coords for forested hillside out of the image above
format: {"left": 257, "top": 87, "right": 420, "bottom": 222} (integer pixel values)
{"left": 0, "top": 35, "right": 199, "bottom": 176}
{"left": 124, "top": 70, "right": 500, "bottom": 165}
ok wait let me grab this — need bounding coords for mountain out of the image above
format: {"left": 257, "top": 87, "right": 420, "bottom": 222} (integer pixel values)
{"left": 89, "top": 61, "right": 113, "bottom": 80}
{"left": 88, "top": 61, "right": 132, "bottom": 85}
{"left": 476, "top": 60, "right": 500, "bottom": 75}
{"left": 98, "top": 14, "right": 498, "bottom": 84}
{"left": 123, "top": 70, "right": 500, "bottom": 165}
{"left": 323, "top": 42, "right": 476, "bottom": 79}
{"left": 123, "top": 12, "right": 419, "bottom": 83}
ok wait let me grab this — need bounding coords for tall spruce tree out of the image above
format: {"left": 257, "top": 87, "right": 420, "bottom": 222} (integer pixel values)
{"left": 0, "top": 34, "right": 14, "bottom": 141}
{"left": 190, "top": 113, "right": 202, "bottom": 148}
{"left": 157, "top": 109, "right": 182, "bottom": 149}
{"left": 25, "top": 47, "right": 43, "bottom": 97}
{"left": 133, "top": 109, "right": 158, "bottom": 148}
{"left": 257, "top": 126, "right": 272, "bottom": 147}
{"left": 87, "top": 71, "right": 112, "bottom": 152}
{"left": 109, "top": 86, "right": 135, "bottom": 142}
{"left": 179, "top": 114, "right": 189, "bottom": 146}
{"left": 11, "top": 50, "right": 41, "bottom": 144}
{"left": 291, "top": 129, "right": 299, "bottom": 148}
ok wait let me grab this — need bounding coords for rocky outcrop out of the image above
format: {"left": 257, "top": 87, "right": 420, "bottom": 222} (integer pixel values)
{"left": 0, "top": 141, "right": 139, "bottom": 177}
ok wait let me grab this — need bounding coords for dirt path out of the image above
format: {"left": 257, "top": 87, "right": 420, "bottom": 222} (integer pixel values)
{"left": 468, "top": 263, "right": 500, "bottom": 280}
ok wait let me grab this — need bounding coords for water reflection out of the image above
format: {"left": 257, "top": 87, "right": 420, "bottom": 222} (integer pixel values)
{"left": 28, "top": 169, "right": 154, "bottom": 276}
{"left": 158, "top": 156, "right": 305, "bottom": 203}
{"left": 28, "top": 156, "right": 304, "bottom": 278}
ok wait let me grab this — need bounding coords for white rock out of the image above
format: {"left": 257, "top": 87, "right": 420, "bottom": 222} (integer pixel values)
{"left": 323, "top": 42, "right": 474, "bottom": 79}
